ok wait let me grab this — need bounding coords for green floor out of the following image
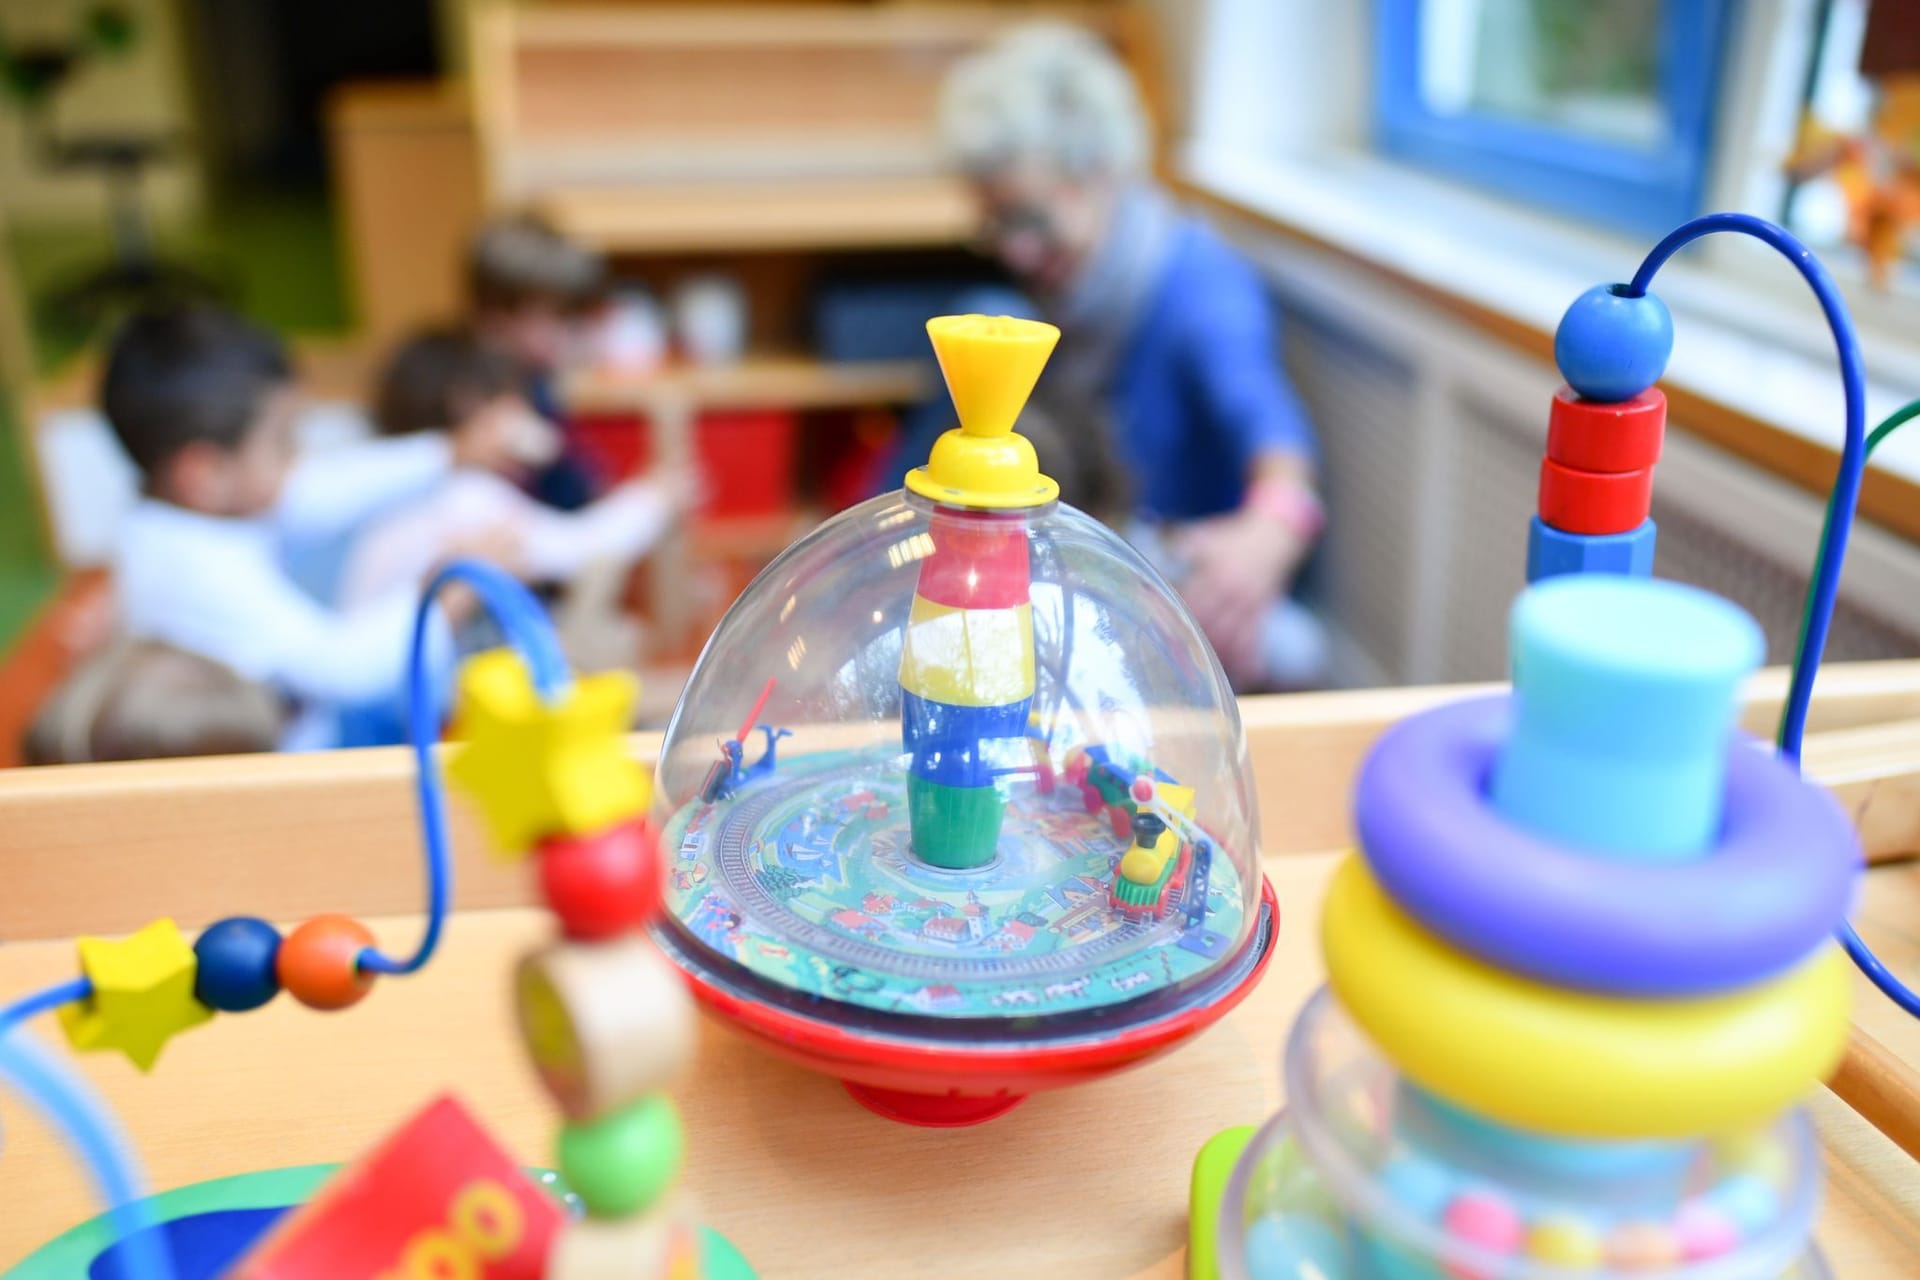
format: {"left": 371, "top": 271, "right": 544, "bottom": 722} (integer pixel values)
{"left": 0, "top": 183, "right": 351, "bottom": 646}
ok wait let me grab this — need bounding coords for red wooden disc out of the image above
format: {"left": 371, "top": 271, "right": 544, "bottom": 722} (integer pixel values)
{"left": 1547, "top": 386, "right": 1666, "bottom": 474}
{"left": 1538, "top": 457, "right": 1655, "bottom": 535}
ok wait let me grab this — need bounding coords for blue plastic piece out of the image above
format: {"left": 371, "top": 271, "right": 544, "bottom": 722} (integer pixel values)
{"left": 1553, "top": 284, "right": 1674, "bottom": 401}
{"left": 1491, "top": 576, "right": 1762, "bottom": 861}
{"left": 90, "top": 1208, "right": 287, "bottom": 1280}
{"left": 191, "top": 918, "right": 282, "bottom": 1014}
{"left": 1243, "top": 1212, "right": 1349, "bottom": 1280}
{"left": 1526, "top": 515, "right": 1657, "bottom": 583}
{"left": 901, "top": 691, "right": 1034, "bottom": 787}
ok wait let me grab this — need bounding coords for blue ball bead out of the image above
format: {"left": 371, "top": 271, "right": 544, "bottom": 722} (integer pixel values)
{"left": 1245, "top": 1212, "right": 1349, "bottom": 1280}
{"left": 1708, "top": 1173, "right": 1780, "bottom": 1235}
{"left": 1554, "top": 283, "right": 1673, "bottom": 402}
{"left": 193, "top": 916, "right": 283, "bottom": 1012}
{"left": 1378, "top": 1153, "right": 1453, "bottom": 1220}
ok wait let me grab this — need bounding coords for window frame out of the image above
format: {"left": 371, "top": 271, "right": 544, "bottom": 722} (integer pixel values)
{"left": 1372, "top": 0, "right": 1739, "bottom": 236}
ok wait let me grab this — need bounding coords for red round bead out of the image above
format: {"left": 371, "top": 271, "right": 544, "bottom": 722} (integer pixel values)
{"left": 1547, "top": 386, "right": 1666, "bottom": 473}
{"left": 277, "top": 914, "right": 377, "bottom": 1011}
{"left": 536, "top": 818, "right": 662, "bottom": 940}
{"left": 1538, "top": 457, "right": 1654, "bottom": 535}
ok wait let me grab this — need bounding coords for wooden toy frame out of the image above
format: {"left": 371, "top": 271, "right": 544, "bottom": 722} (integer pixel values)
{"left": 1, "top": 663, "right": 1917, "bottom": 1277}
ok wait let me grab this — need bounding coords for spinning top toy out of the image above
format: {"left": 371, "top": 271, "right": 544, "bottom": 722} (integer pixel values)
{"left": 648, "top": 314, "right": 1279, "bottom": 1126}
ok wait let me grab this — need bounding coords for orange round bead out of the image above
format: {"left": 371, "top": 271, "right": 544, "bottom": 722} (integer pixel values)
{"left": 277, "top": 914, "right": 377, "bottom": 1011}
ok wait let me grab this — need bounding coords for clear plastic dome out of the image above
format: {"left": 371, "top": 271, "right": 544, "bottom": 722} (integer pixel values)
{"left": 649, "top": 489, "right": 1264, "bottom": 1036}
{"left": 1219, "top": 990, "right": 1829, "bottom": 1280}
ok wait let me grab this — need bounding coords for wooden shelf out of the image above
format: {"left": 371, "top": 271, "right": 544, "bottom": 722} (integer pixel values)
{"left": 469, "top": 5, "right": 1131, "bottom": 255}
{"left": 564, "top": 352, "right": 931, "bottom": 415}
{"left": 537, "top": 175, "right": 977, "bottom": 255}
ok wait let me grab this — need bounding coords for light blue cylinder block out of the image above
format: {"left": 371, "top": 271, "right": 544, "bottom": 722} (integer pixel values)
{"left": 1491, "top": 575, "right": 1763, "bottom": 862}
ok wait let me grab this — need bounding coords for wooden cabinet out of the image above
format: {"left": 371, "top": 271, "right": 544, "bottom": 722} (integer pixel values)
{"left": 326, "top": 81, "right": 484, "bottom": 343}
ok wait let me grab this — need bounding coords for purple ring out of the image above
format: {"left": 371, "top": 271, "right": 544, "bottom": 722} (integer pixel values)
{"left": 1354, "top": 695, "right": 1859, "bottom": 996}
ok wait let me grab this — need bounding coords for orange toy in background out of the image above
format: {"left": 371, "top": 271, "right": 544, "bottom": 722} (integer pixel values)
{"left": 1785, "top": 3, "right": 1920, "bottom": 288}
{"left": 1784, "top": 86, "right": 1920, "bottom": 289}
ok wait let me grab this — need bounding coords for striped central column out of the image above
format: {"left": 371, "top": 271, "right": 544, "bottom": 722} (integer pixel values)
{"left": 898, "top": 507, "right": 1035, "bottom": 869}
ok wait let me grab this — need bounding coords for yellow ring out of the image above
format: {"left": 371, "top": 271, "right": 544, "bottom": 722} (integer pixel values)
{"left": 1321, "top": 855, "right": 1849, "bottom": 1139}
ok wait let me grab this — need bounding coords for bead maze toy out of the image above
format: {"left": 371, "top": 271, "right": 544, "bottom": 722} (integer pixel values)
{"left": 1186, "top": 210, "right": 1920, "bottom": 1279}
{"left": 0, "top": 564, "right": 753, "bottom": 1279}
{"left": 646, "top": 313, "right": 1278, "bottom": 1125}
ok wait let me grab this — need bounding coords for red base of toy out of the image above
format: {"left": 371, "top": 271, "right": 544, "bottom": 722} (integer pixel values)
{"left": 843, "top": 1082, "right": 1027, "bottom": 1127}
{"left": 668, "top": 877, "right": 1280, "bottom": 1126}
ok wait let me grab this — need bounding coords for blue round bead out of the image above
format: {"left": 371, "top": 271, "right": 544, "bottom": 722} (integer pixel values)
{"left": 1554, "top": 283, "right": 1674, "bottom": 402}
{"left": 1245, "top": 1212, "right": 1349, "bottom": 1280}
{"left": 1378, "top": 1152, "right": 1454, "bottom": 1220}
{"left": 193, "top": 916, "right": 283, "bottom": 1012}
{"left": 1707, "top": 1173, "right": 1780, "bottom": 1235}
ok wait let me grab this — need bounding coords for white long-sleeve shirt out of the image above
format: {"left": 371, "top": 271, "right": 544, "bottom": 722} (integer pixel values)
{"left": 115, "top": 436, "right": 454, "bottom": 749}
{"left": 337, "top": 469, "right": 673, "bottom": 609}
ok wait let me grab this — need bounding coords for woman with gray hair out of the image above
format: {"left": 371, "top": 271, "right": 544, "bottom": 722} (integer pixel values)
{"left": 933, "top": 23, "right": 1325, "bottom": 690}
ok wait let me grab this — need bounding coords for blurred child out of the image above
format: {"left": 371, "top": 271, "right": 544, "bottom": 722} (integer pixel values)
{"left": 340, "top": 328, "right": 695, "bottom": 615}
{"left": 467, "top": 213, "right": 609, "bottom": 509}
{"left": 24, "top": 640, "right": 283, "bottom": 764}
{"left": 103, "top": 303, "right": 490, "bottom": 749}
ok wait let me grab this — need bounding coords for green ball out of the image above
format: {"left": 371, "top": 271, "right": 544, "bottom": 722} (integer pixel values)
{"left": 557, "top": 1093, "right": 684, "bottom": 1218}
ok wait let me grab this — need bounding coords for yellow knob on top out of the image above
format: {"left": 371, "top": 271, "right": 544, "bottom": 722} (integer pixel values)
{"left": 907, "top": 314, "right": 1061, "bottom": 510}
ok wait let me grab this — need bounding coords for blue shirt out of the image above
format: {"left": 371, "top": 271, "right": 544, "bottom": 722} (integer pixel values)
{"left": 1111, "top": 217, "right": 1315, "bottom": 522}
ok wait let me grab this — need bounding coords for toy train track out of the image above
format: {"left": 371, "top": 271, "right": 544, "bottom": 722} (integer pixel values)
{"left": 663, "top": 746, "right": 1248, "bottom": 1019}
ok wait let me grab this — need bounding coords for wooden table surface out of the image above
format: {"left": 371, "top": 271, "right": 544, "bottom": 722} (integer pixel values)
{"left": 0, "top": 676, "right": 1917, "bottom": 1276}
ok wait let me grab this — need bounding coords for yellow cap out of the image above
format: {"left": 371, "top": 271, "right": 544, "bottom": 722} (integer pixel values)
{"left": 906, "top": 314, "right": 1061, "bottom": 509}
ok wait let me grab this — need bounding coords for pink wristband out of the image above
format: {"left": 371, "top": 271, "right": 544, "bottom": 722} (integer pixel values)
{"left": 1245, "top": 479, "right": 1325, "bottom": 540}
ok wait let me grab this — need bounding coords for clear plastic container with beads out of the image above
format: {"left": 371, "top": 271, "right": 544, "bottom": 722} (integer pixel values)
{"left": 646, "top": 484, "right": 1278, "bottom": 1124}
{"left": 1216, "top": 989, "right": 1831, "bottom": 1280}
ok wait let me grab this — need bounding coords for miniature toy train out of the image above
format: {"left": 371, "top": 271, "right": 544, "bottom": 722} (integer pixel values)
{"left": 1064, "top": 745, "right": 1213, "bottom": 926}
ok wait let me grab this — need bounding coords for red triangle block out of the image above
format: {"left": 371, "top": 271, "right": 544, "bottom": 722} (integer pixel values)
{"left": 231, "top": 1095, "right": 564, "bottom": 1279}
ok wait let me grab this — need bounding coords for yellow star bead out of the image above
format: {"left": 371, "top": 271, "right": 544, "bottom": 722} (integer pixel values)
{"left": 58, "top": 919, "right": 214, "bottom": 1071}
{"left": 448, "top": 649, "right": 651, "bottom": 855}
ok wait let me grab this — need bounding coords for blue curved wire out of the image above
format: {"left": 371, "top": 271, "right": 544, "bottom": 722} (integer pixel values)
{"left": 1624, "top": 213, "right": 1868, "bottom": 764}
{"left": 358, "top": 559, "right": 572, "bottom": 977}
{"left": 0, "top": 976, "right": 92, "bottom": 1038}
{"left": 0, "top": 1031, "right": 175, "bottom": 1280}
{"left": 1627, "top": 213, "right": 1918, "bottom": 1017}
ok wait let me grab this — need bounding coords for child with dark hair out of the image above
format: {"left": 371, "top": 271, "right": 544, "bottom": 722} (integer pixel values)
{"left": 339, "top": 326, "right": 693, "bottom": 611}
{"left": 467, "top": 213, "right": 610, "bottom": 510}
{"left": 105, "top": 303, "right": 493, "bottom": 749}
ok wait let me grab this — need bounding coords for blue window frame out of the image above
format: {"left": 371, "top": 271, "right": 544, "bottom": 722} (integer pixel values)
{"left": 1373, "top": 0, "right": 1735, "bottom": 236}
